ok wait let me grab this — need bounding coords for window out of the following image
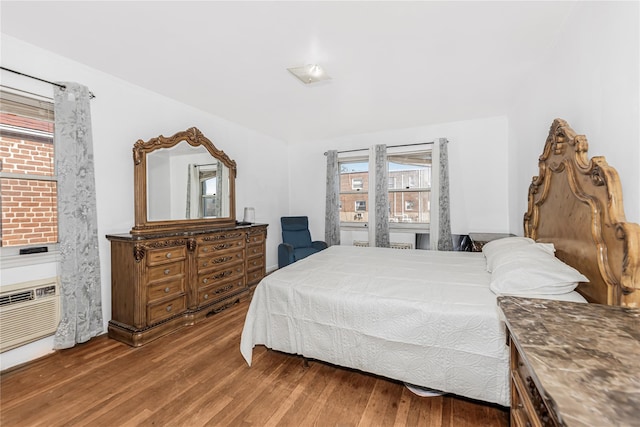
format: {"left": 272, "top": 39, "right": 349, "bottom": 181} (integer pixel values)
{"left": 339, "top": 150, "right": 431, "bottom": 228}
{"left": 339, "top": 159, "right": 368, "bottom": 223}
{"left": 0, "top": 89, "right": 57, "bottom": 250}
{"left": 197, "top": 165, "right": 218, "bottom": 217}
{"left": 388, "top": 151, "right": 431, "bottom": 224}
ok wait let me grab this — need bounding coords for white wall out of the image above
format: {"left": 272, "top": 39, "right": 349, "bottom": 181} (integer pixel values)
{"left": 508, "top": 1, "right": 640, "bottom": 232}
{"left": 287, "top": 116, "right": 510, "bottom": 241}
{"left": 0, "top": 35, "right": 288, "bottom": 370}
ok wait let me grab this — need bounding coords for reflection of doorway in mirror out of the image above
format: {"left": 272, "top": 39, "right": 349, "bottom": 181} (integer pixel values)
{"left": 201, "top": 172, "right": 218, "bottom": 218}
{"left": 187, "top": 161, "right": 228, "bottom": 218}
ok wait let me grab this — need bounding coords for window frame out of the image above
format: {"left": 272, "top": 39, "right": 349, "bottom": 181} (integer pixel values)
{"left": 351, "top": 178, "right": 363, "bottom": 190}
{"left": 338, "top": 149, "right": 432, "bottom": 231}
{"left": 338, "top": 156, "right": 370, "bottom": 228}
{"left": 354, "top": 200, "right": 366, "bottom": 212}
{"left": 0, "top": 87, "right": 59, "bottom": 261}
{"left": 387, "top": 150, "right": 432, "bottom": 230}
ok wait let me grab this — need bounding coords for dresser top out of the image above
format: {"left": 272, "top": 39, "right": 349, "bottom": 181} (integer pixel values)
{"left": 498, "top": 296, "right": 640, "bottom": 426}
{"left": 106, "top": 223, "right": 267, "bottom": 241}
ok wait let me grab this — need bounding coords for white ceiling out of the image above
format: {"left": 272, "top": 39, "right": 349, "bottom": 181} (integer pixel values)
{"left": 0, "top": 1, "right": 577, "bottom": 143}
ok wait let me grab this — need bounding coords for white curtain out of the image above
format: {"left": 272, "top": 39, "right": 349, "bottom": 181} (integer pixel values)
{"left": 373, "top": 144, "right": 390, "bottom": 247}
{"left": 325, "top": 150, "right": 340, "bottom": 246}
{"left": 53, "top": 82, "right": 103, "bottom": 349}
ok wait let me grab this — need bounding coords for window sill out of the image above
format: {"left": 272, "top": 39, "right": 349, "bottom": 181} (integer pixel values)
{"left": 1, "top": 251, "right": 60, "bottom": 269}
{"left": 389, "top": 223, "right": 430, "bottom": 231}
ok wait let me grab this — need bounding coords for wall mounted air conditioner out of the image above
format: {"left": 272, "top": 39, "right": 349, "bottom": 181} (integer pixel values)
{"left": 0, "top": 277, "right": 60, "bottom": 352}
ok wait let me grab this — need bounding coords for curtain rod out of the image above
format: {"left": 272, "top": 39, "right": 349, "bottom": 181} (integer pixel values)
{"left": 1, "top": 66, "right": 96, "bottom": 99}
{"left": 324, "top": 141, "right": 435, "bottom": 156}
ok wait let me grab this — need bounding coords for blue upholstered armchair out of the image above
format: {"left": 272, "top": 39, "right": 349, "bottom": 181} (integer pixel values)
{"left": 278, "top": 216, "right": 328, "bottom": 268}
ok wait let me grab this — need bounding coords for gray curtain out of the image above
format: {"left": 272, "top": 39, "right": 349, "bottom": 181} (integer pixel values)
{"left": 53, "top": 82, "right": 103, "bottom": 349}
{"left": 186, "top": 164, "right": 195, "bottom": 218}
{"left": 325, "top": 150, "right": 340, "bottom": 246}
{"left": 437, "top": 139, "right": 453, "bottom": 251}
{"left": 374, "top": 144, "right": 390, "bottom": 247}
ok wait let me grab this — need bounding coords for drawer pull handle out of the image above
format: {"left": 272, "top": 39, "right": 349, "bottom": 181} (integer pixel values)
{"left": 166, "top": 305, "right": 172, "bottom": 312}
{"left": 203, "top": 278, "right": 209, "bottom": 284}
{"left": 164, "top": 269, "right": 170, "bottom": 275}
{"left": 203, "top": 247, "right": 209, "bottom": 252}
{"left": 204, "top": 294, "right": 209, "bottom": 300}
{"left": 166, "top": 252, "right": 172, "bottom": 259}
{"left": 213, "top": 270, "right": 232, "bottom": 280}
{"left": 202, "top": 262, "right": 208, "bottom": 267}
{"left": 164, "top": 287, "right": 170, "bottom": 293}
{"left": 215, "top": 284, "right": 233, "bottom": 294}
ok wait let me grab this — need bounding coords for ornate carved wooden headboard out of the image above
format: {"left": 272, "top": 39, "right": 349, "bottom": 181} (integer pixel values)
{"left": 524, "top": 119, "right": 640, "bottom": 307}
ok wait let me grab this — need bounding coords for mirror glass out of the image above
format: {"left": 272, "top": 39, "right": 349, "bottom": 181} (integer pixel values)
{"left": 146, "top": 142, "right": 231, "bottom": 221}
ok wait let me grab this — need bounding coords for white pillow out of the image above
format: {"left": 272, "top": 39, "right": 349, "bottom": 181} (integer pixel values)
{"left": 482, "top": 237, "right": 534, "bottom": 272}
{"left": 482, "top": 236, "right": 555, "bottom": 272}
{"left": 489, "top": 244, "right": 588, "bottom": 296}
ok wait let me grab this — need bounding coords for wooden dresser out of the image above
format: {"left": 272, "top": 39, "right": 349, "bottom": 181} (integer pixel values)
{"left": 107, "top": 224, "right": 267, "bottom": 346}
{"left": 499, "top": 296, "right": 640, "bottom": 427}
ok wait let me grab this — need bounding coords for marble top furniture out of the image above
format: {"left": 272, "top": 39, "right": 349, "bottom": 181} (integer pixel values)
{"left": 498, "top": 296, "right": 640, "bottom": 426}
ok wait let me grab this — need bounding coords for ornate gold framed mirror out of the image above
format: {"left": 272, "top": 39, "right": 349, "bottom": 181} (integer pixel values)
{"left": 131, "top": 127, "right": 237, "bottom": 235}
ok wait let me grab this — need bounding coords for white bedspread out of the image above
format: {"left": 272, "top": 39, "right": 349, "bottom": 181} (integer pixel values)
{"left": 240, "top": 245, "right": 582, "bottom": 407}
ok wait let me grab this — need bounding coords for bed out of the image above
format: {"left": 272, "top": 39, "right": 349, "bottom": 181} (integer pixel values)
{"left": 240, "top": 119, "right": 640, "bottom": 407}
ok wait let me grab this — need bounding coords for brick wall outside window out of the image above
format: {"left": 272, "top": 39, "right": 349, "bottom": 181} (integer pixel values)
{"left": 1, "top": 113, "right": 57, "bottom": 247}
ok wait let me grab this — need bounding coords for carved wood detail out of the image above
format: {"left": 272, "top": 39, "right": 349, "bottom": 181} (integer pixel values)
{"left": 201, "top": 232, "right": 244, "bottom": 242}
{"left": 133, "top": 244, "right": 146, "bottom": 262}
{"left": 133, "top": 127, "right": 236, "bottom": 175}
{"left": 524, "top": 118, "right": 640, "bottom": 307}
{"left": 146, "top": 239, "right": 188, "bottom": 249}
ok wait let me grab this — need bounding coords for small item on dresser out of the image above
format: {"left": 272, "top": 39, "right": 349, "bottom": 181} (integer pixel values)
{"left": 243, "top": 207, "right": 255, "bottom": 223}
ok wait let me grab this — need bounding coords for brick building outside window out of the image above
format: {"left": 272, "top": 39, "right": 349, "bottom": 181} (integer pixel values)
{"left": 0, "top": 89, "right": 57, "bottom": 249}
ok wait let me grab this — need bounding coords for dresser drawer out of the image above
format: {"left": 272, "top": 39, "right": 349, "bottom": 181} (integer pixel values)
{"left": 198, "top": 278, "right": 244, "bottom": 306}
{"left": 147, "top": 295, "right": 186, "bottom": 325}
{"left": 147, "top": 262, "right": 184, "bottom": 283}
{"left": 511, "top": 340, "right": 556, "bottom": 427}
{"left": 246, "top": 244, "right": 264, "bottom": 258}
{"left": 247, "top": 232, "right": 265, "bottom": 246}
{"left": 147, "top": 278, "right": 185, "bottom": 303}
{"left": 198, "top": 261, "right": 244, "bottom": 287}
{"left": 198, "top": 251, "right": 244, "bottom": 271}
{"left": 146, "top": 246, "right": 186, "bottom": 266}
{"left": 246, "top": 256, "right": 264, "bottom": 271}
{"left": 197, "top": 238, "right": 244, "bottom": 257}
{"left": 247, "top": 269, "right": 265, "bottom": 287}
{"left": 199, "top": 230, "right": 244, "bottom": 244}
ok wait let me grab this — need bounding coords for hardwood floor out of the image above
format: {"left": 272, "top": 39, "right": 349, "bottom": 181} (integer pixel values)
{"left": 1, "top": 300, "right": 509, "bottom": 426}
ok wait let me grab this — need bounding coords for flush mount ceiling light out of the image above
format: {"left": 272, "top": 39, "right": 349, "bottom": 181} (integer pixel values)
{"left": 287, "top": 64, "right": 331, "bottom": 85}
